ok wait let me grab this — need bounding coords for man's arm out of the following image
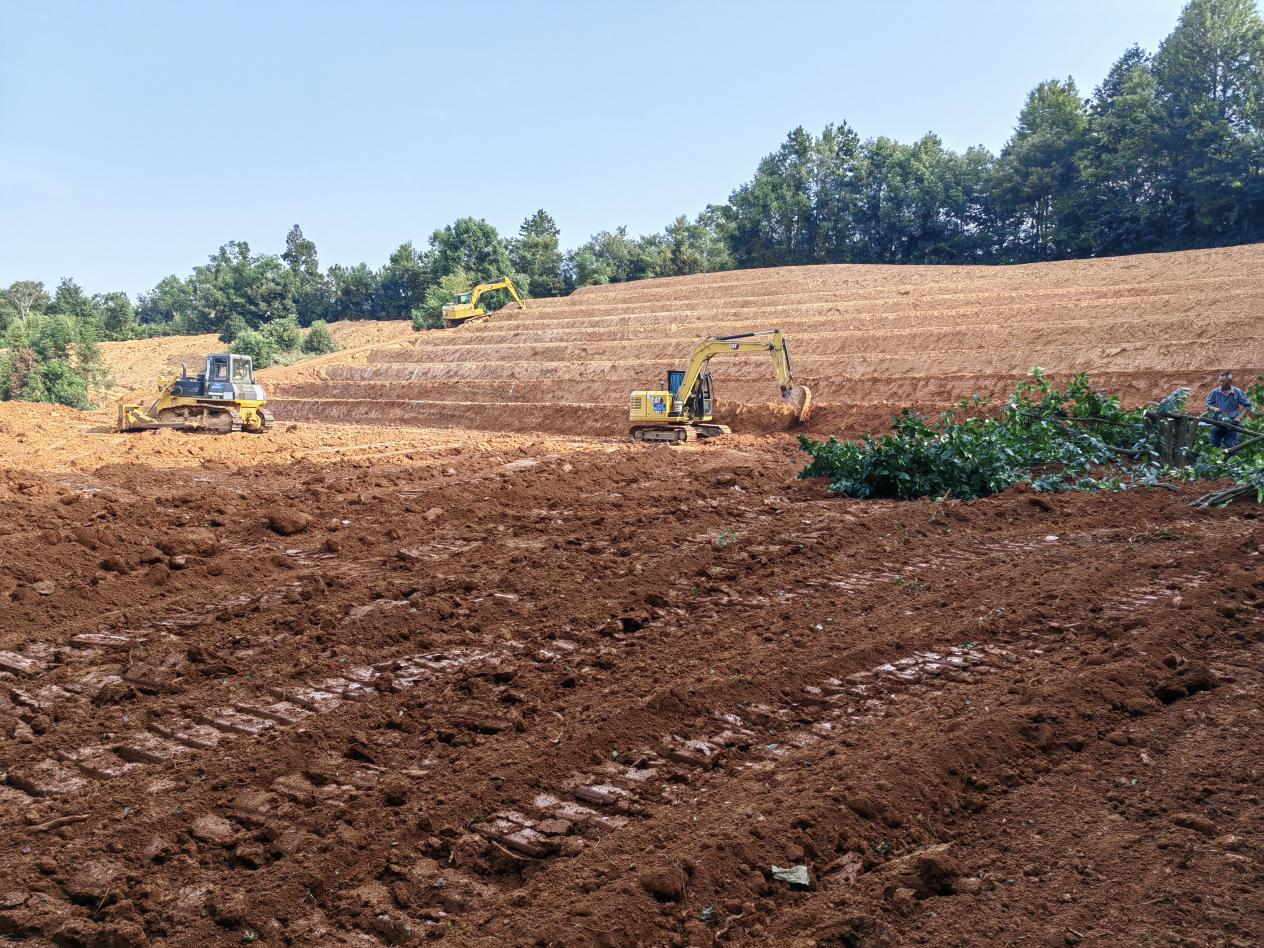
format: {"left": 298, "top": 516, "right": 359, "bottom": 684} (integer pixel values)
{"left": 1206, "top": 389, "right": 1218, "bottom": 412}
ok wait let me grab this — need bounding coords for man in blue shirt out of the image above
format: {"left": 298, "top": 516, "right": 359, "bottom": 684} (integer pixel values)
{"left": 1205, "top": 371, "right": 1253, "bottom": 449}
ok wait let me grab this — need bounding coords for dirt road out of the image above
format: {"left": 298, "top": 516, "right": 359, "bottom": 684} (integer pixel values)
{"left": 1, "top": 405, "right": 1260, "bottom": 945}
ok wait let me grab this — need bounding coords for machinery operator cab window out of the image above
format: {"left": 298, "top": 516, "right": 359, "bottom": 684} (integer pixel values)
{"left": 231, "top": 357, "right": 253, "bottom": 384}
{"left": 209, "top": 358, "right": 230, "bottom": 383}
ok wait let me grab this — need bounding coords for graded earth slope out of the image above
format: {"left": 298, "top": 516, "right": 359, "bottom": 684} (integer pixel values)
{"left": 100, "top": 320, "right": 415, "bottom": 401}
{"left": 265, "top": 245, "right": 1264, "bottom": 434}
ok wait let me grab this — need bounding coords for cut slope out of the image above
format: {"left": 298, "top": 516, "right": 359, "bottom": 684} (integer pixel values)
{"left": 263, "top": 245, "right": 1264, "bottom": 434}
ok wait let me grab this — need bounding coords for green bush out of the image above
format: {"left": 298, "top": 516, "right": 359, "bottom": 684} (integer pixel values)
{"left": 262, "top": 314, "right": 302, "bottom": 352}
{"left": 800, "top": 372, "right": 1147, "bottom": 501}
{"left": 0, "top": 314, "right": 106, "bottom": 409}
{"left": 20, "top": 358, "right": 92, "bottom": 410}
{"left": 301, "top": 320, "right": 338, "bottom": 355}
{"left": 230, "top": 328, "right": 277, "bottom": 369}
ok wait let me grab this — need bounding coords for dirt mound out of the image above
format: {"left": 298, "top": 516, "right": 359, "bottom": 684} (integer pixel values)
{"left": 264, "top": 245, "right": 1264, "bottom": 433}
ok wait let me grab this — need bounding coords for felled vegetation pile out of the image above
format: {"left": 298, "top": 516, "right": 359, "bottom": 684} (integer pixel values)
{"left": 800, "top": 371, "right": 1264, "bottom": 506}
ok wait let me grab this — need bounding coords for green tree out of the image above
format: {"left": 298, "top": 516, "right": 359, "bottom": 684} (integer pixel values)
{"left": 186, "top": 241, "right": 296, "bottom": 334}
{"left": 427, "top": 217, "right": 513, "bottom": 284}
{"left": 219, "top": 313, "right": 249, "bottom": 345}
{"left": 50, "top": 277, "right": 96, "bottom": 321}
{"left": 137, "top": 275, "right": 196, "bottom": 330}
{"left": 1152, "top": 0, "right": 1264, "bottom": 244}
{"left": 95, "top": 292, "right": 138, "bottom": 340}
{"left": 510, "top": 210, "right": 565, "bottom": 298}
{"left": 281, "top": 224, "right": 333, "bottom": 324}
{"left": 1075, "top": 47, "right": 1171, "bottom": 254}
{"left": 5, "top": 281, "right": 49, "bottom": 322}
{"left": 0, "top": 313, "right": 106, "bottom": 409}
{"left": 564, "top": 227, "right": 661, "bottom": 287}
{"left": 378, "top": 242, "right": 431, "bottom": 318}
{"left": 328, "top": 262, "right": 382, "bottom": 320}
{"left": 302, "top": 320, "right": 339, "bottom": 354}
{"left": 662, "top": 210, "right": 735, "bottom": 276}
{"left": 992, "top": 78, "right": 1091, "bottom": 259}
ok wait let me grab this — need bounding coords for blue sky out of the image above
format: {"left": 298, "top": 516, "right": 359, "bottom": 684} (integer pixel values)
{"left": 1, "top": 0, "right": 1189, "bottom": 296}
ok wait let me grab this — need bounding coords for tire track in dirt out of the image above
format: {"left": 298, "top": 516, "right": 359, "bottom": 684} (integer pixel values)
{"left": 7, "top": 492, "right": 1230, "bottom": 942}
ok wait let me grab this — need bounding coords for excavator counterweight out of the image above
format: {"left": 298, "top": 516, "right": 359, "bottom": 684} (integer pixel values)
{"left": 628, "top": 330, "right": 811, "bottom": 442}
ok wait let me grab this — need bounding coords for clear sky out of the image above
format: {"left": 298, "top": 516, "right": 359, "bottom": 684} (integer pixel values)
{"left": 0, "top": 0, "right": 1189, "bottom": 297}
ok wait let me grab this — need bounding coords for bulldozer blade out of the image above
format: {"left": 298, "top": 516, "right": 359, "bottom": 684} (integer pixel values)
{"left": 785, "top": 385, "right": 813, "bottom": 424}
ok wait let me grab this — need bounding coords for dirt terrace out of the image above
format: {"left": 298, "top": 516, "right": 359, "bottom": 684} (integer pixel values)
{"left": 0, "top": 402, "right": 1261, "bottom": 946}
{"left": 263, "top": 246, "right": 1264, "bottom": 436}
{"left": 102, "top": 321, "right": 416, "bottom": 402}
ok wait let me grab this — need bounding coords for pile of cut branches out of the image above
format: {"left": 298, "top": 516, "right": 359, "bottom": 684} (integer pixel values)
{"left": 799, "top": 370, "right": 1263, "bottom": 507}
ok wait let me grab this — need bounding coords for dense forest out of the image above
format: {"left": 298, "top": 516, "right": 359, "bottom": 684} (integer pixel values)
{"left": 2, "top": 0, "right": 1262, "bottom": 407}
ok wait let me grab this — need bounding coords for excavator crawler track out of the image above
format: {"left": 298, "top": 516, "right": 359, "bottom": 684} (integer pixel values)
{"left": 630, "top": 424, "right": 732, "bottom": 443}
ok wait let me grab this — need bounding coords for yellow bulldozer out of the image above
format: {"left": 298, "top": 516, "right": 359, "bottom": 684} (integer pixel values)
{"left": 628, "top": 330, "right": 812, "bottom": 442}
{"left": 442, "top": 277, "right": 526, "bottom": 328}
{"left": 116, "top": 353, "right": 273, "bottom": 433}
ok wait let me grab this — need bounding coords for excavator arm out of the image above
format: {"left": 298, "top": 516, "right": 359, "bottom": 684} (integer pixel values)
{"left": 469, "top": 278, "right": 527, "bottom": 311}
{"left": 674, "top": 330, "right": 811, "bottom": 419}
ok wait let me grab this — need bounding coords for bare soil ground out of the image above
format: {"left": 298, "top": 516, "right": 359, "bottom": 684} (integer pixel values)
{"left": 263, "top": 246, "right": 1264, "bottom": 436}
{"left": 2, "top": 248, "right": 1262, "bottom": 946}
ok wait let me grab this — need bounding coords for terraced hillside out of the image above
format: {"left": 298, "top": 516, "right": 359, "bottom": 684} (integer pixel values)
{"left": 266, "top": 245, "right": 1264, "bottom": 434}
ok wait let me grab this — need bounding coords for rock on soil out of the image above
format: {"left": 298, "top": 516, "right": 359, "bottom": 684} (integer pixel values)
{"left": 267, "top": 511, "right": 313, "bottom": 536}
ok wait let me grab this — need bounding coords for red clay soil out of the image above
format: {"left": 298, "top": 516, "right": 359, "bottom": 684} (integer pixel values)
{"left": 263, "top": 245, "right": 1264, "bottom": 435}
{"left": 0, "top": 399, "right": 1261, "bottom": 946}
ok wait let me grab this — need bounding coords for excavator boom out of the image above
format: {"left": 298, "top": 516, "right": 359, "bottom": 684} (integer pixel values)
{"left": 443, "top": 277, "right": 527, "bottom": 327}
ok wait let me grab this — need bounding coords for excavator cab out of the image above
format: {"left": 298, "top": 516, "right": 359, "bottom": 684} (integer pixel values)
{"left": 668, "top": 369, "right": 713, "bottom": 420}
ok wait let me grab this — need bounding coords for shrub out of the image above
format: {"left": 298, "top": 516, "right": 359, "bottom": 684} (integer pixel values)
{"left": 301, "top": 320, "right": 338, "bottom": 355}
{"left": 230, "top": 329, "right": 277, "bottom": 369}
{"left": 262, "top": 315, "right": 302, "bottom": 352}
{"left": 0, "top": 314, "right": 106, "bottom": 409}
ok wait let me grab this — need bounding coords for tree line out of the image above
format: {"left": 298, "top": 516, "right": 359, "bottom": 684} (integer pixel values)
{"left": 1, "top": 0, "right": 1261, "bottom": 408}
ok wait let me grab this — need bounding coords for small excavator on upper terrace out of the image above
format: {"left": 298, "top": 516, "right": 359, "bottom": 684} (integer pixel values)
{"left": 442, "top": 277, "right": 527, "bottom": 328}
{"left": 628, "top": 330, "right": 812, "bottom": 441}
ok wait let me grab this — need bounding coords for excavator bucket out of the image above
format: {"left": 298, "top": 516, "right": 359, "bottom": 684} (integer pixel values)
{"left": 785, "top": 385, "right": 813, "bottom": 424}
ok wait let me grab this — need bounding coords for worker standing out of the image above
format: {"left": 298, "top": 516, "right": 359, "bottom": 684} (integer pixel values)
{"left": 1205, "top": 371, "right": 1253, "bottom": 449}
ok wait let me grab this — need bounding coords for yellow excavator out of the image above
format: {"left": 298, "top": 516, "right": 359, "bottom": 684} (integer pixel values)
{"left": 628, "top": 330, "right": 812, "bottom": 442}
{"left": 116, "top": 353, "right": 273, "bottom": 433}
{"left": 442, "top": 277, "right": 526, "bottom": 328}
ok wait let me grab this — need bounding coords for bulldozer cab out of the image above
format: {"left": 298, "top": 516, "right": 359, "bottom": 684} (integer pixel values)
{"left": 202, "top": 354, "right": 256, "bottom": 400}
